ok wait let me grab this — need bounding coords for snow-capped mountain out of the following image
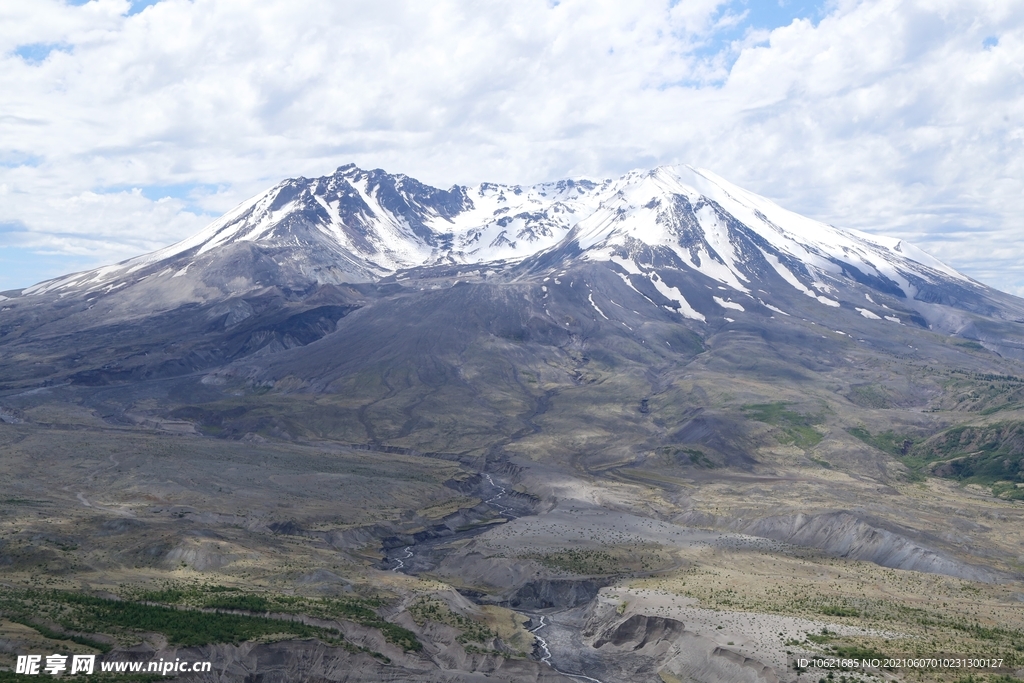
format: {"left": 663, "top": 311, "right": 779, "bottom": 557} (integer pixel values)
{"left": 513, "top": 165, "right": 998, "bottom": 329}
{"left": 14, "top": 164, "right": 988, "bottom": 323}
{"left": 17, "top": 164, "right": 617, "bottom": 300}
{"left": 3, "top": 161, "right": 1024, "bottom": 397}
{"left": 571, "top": 166, "right": 965, "bottom": 301}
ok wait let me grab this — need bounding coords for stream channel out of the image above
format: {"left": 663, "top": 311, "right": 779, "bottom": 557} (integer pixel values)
{"left": 382, "top": 473, "right": 608, "bottom": 683}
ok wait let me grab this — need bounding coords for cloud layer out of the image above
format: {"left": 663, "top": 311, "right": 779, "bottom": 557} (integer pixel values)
{"left": 2, "top": 0, "right": 1023, "bottom": 293}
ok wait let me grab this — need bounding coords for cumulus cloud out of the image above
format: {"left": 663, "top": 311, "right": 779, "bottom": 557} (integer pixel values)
{"left": 1, "top": 0, "right": 1023, "bottom": 293}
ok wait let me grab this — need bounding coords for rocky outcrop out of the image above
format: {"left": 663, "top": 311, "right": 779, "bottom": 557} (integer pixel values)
{"left": 593, "top": 614, "right": 685, "bottom": 650}
{"left": 325, "top": 523, "right": 395, "bottom": 551}
{"left": 0, "top": 405, "right": 24, "bottom": 423}
{"left": 504, "top": 579, "right": 605, "bottom": 610}
{"left": 433, "top": 550, "right": 545, "bottom": 595}
{"left": 735, "top": 511, "right": 1001, "bottom": 582}
{"left": 164, "top": 543, "right": 239, "bottom": 571}
{"left": 580, "top": 599, "right": 780, "bottom": 683}
{"left": 381, "top": 503, "right": 504, "bottom": 550}
{"left": 677, "top": 509, "right": 1003, "bottom": 582}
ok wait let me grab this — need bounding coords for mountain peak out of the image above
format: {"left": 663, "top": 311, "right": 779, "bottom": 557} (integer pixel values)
{"left": 15, "top": 163, "right": 1009, "bottom": 339}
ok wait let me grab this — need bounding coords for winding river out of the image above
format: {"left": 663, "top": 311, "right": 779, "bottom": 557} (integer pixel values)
{"left": 528, "top": 613, "right": 605, "bottom": 683}
{"left": 387, "top": 472, "right": 605, "bottom": 682}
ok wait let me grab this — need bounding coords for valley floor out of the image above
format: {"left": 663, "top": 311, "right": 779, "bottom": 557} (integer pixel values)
{"left": 2, "top": 414, "right": 1024, "bottom": 683}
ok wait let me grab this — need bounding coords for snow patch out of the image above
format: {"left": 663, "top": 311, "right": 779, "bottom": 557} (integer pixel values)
{"left": 647, "top": 271, "right": 706, "bottom": 322}
{"left": 761, "top": 251, "right": 818, "bottom": 299}
{"left": 614, "top": 272, "right": 655, "bottom": 304}
{"left": 714, "top": 296, "right": 744, "bottom": 311}
{"left": 761, "top": 301, "right": 790, "bottom": 316}
{"left": 588, "top": 292, "right": 609, "bottom": 320}
{"left": 857, "top": 307, "right": 881, "bottom": 319}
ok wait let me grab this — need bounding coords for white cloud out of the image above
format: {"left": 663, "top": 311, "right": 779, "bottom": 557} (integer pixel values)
{"left": 1, "top": 0, "right": 1023, "bottom": 294}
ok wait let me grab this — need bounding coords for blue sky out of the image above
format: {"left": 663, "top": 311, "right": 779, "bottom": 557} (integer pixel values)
{"left": 701, "top": 0, "right": 828, "bottom": 56}
{"left": 68, "top": 0, "right": 160, "bottom": 13}
{"left": 0, "top": 246, "right": 96, "bottom": 293}
{"left": 2, "top": 0, "right": 1023, "bottom": 293}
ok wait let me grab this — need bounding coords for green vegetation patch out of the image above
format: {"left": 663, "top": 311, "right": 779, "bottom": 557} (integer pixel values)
{"left": 50, "top": 592, "right": 330, "bottom": 647}
{"left": 202, "top": 594, "right": 273, "bottom": 612}
{"left": 991, "top": 482, "right": 1024, "bottom": 501}
{"left": 685, "top": 449, "right": 717, "bottom": 469}
{"left": 654, "top": 446, "right": 717, "bottom": 468}
{"left": 407, "top": 598, "right": 496, "bottom": 645}
{"left": 850, "top": 422, "right": 1024, "bottom": 497}
{"left": 847, "top": 427, "right": 916, "bottom": 457}
{"left": 124, "top": 582, "right": 419, "bottom": 652}
{"left": 0, "top": 584, "right": 420, "bottom": 654}
{"left": 314, "top": 600, "right": 420, "bottom": 652}
{"left": 533, "top": 548, "right": 619, "bottom": 575}
{"left": 941, "top": 369, "right": 1024, "bottom": 414}
{"left": 846, "top": 384, "right": 892, "bottom": 409}
{"left": 10, "top": 617, "right": 112, "bottom": 653}
{"left": 530, "top": 546, "right": 665, "bottom": 575}
{"left": 742, "top": 402, "right": 824, "bottom": 449}
{"left": 0, "top": 498, "right": 50, "bottom": 506}
{"left": 912, "top": 422, "right": 1024, "bottom": 497}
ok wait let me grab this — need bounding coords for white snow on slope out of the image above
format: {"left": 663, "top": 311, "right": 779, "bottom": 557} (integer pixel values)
{"left": 16, "top": 163, "right": 972, "bottom": 317}
{"left": 675, "top": 165, "right": 969, "bottom": 285}
{"left": 588, "top": 292, "right": 609, "bottom": 320}
{"left": 762, "top": 301, "right": 790, "bottom": 316}
{"left": 649, "top": 272, "right": 706, "bottom": 322}
{"left": 714, "top": 296, "right": 745, "bottom": 312}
